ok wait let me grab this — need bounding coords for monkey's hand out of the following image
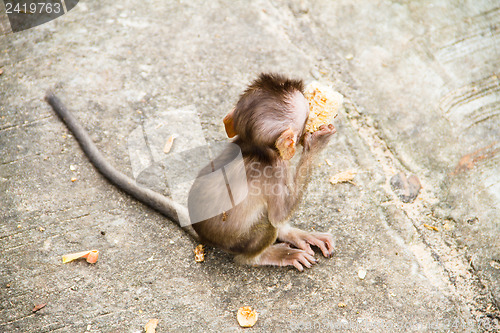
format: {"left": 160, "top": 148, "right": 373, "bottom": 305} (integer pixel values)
{"left": 302, "top": 124, "right": 336, "bottom": 153}
{"left": 278, "top": 226, "right": 335, "bottom": 258}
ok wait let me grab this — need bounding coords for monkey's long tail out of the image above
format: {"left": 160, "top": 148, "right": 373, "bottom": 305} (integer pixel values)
{"left": 45, "top": 93, "right": 199, "bottom": 241}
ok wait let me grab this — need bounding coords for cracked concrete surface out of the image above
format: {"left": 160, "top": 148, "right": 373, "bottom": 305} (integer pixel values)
{"left": 1, "top": 0, "right": 499, "bottom": 332}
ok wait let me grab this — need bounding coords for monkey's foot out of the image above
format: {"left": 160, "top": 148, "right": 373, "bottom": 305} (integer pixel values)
{"left": 237, "top": 243, "right": 317, "bottom": 271}
{"left": 278, "top": 226, "right": 335, "bottom": 258}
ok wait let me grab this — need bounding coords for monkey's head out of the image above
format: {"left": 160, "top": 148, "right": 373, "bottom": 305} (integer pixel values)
{"left": 223, "top": 73, "right": 309, "bottom": 160}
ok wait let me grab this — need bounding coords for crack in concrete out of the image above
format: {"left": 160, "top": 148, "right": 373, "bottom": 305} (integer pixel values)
{"left": 343, "top": 95, "right": 499, "bottom": 329}
{"left": 0, "top": 115, "right": 52, "bottom": 132}
{"left": 0, "top": 313, "right": 36, "bottom": 327}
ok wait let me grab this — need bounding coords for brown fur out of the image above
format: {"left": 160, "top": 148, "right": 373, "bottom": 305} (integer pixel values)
{"left": 190, "top": 73, "right": 336, "bottom": 271}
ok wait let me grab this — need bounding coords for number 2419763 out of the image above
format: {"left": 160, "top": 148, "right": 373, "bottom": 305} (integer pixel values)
{"left": 6, "top": 2, "right": 62, "bottom": 14}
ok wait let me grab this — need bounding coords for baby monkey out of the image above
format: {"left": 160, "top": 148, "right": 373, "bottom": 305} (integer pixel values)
{"left": 190, "top": 73, "right": 335, "bottom": 270}
{"left": 46, "top": 73, "right": 335, "bottom": 271}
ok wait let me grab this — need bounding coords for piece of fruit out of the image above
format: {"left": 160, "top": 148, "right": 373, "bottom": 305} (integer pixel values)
{"left": 304, "top": 81, "right": 343, "bottom": 132}
{"left": 194, "top": 244, "right": 205, "bottom": 262}
{"left": 237, "top": 306, "right": 258, "bottom": 328}
{"left": 329, "top": 170, "right": 356, "bottom": 185}
{"left": 163, "top": 134, "right": 178, "bottom": 154}
{"left": 62, "top": 250, "right": 99, "bottom": 264}
{"left": 144, "top": 318, "right": 159, "bottom": 333}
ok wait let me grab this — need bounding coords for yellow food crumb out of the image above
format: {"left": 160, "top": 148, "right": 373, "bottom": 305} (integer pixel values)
{"left": 194, "top": 244, "right": 205, "bottom": 262}
{"left": 237, "top": 306, "right": 258, "bottom": 327}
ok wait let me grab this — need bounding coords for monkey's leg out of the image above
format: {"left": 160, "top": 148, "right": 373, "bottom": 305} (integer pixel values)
{"left": 235, "top": 243, "right": 317, "bottom": 272}
{"left": 277, "top": 225, "right": 335, "bottom": 258}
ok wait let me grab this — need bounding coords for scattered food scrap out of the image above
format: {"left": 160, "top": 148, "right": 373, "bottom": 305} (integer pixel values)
{"left": 62, "top": 250, "right": 99, "bottom": 264}
{"left": 423, "top": 224, "right": 439, "bottom": 232}
{"left": 358, "top": 268, "right": 366, "bottom": 280}
{"left": 144, "top": 318, "right": 159, "bottom": 333}
{"left": 452, "top": 142, "right": 499, "bottom": 175}
{"left": 390, "top": 172, "right": 421, "bottom": 203}
{"left": 490, "top": 260, "right": 500, "bottom": 270}
{"left": 325, "top": 158, "right": 333, "bottom": 166}
{"left": 163, "top": 134, "right": 178, "bottom": 154}
{"left": 338, "top": 302, "right": 347, "bottom": 308}
{"left": 237, "top": 306, "right": 258, "bottom": 328}
{"left": 32, "top": 303, "right": 47, "bottom": 313}
{"left": 329, "top": 170, "right": 356, "bottom": 185}
{"left": 71, "top": 177, "right": 77, "bottom": 182}
{"left": 194, "top": 244, "right": 205, "bottom": 262}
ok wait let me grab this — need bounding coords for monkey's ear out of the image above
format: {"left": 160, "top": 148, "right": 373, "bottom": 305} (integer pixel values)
{"left": 223, "top": 108, "right": 237, "bottom": 138}
{"left": 275, "top": 128, "right": 296, "bottom": 160}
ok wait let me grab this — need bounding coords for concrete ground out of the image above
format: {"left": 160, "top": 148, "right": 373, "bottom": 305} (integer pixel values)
{"left": 1, "top": 0, "right": 499, "bottom": 332}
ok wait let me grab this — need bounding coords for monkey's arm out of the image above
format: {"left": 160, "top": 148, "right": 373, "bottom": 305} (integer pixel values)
{"left": 45, "top": 93, "right": 198, "bottom": 240}
{"left": 266, "top": 156, "right": 313, "bottom": 224}
{"left": 267, "top": 124, "right": 336, "bottom": 225}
